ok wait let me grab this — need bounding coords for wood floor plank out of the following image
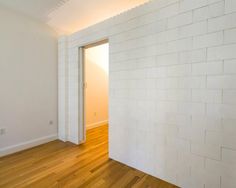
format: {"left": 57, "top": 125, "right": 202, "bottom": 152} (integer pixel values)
{"left": 0, "top": 125, "right": 179, "bottom": 188}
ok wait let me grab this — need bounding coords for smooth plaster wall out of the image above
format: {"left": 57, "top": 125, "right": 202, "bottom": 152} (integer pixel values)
{"left": 85, "top": 43, "right": 109, "bottom": 128}
{"left": 0, "top": 6, "right": 58, "bottom": 156}
{"left": 59, "top": 0, "right": 236, "bottom": 187}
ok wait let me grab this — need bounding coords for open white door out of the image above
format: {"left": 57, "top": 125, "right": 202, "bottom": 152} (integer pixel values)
{"left": 78, "top": 47, "right": 86, "bottom": 143}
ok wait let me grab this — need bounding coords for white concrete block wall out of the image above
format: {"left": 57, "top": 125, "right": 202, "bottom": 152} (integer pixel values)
{"left": 67, "top": 45, "right": 80, "bottom": 144}
{"left": 59, "top": 0, "right": 236, "bottom": 187}
{"left": 58, "top": 37, "right": 68, "bottom": 141}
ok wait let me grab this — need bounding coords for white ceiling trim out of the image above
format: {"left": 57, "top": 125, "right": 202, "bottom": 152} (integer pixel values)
{"left": 0, "top": 0, "right": 149, "bottom": 35}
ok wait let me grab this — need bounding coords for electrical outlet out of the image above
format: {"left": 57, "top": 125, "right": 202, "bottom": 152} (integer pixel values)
{"left": 49, "top": 120, "right": 53, "bottom": 125}
{"left": 0, "top": 128, "right": 6, "bottom": 135}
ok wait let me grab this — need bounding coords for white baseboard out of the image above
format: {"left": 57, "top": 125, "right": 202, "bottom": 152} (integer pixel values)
{"left": 0, "top": 134, "right": 58, "bottom": 157}
{"left": 86, "top": 120, "right": 108, "bottom": 130}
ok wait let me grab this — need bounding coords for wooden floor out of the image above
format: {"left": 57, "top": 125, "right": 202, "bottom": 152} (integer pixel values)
{"left": 0, "top": 125, "right": 178, "bottom": 188}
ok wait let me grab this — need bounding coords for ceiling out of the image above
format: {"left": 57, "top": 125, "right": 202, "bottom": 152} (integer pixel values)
{"left": 0, "top": 0, "right": 149, "bottom": 35}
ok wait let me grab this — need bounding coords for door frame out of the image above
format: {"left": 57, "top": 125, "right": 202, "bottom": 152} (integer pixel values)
{"left": 78, "top": 39, "right": 109, "bottom": 144}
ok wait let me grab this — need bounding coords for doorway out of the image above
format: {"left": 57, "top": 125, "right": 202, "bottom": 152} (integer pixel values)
{"left": 80, "top": 40, "right": 109, "bottom": 143}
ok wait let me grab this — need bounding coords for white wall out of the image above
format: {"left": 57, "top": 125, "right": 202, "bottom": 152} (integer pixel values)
{"left": 85, "top": 44, "right": 109, "bottom": 129}
{"left": 0, "top": 6, "right": 58, "bottom": 156}
{"left": 59, "top": 0, "right": 236, "bottom": 187}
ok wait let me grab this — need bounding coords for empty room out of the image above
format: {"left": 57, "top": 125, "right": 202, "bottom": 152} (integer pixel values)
{"left": 0, "top": 0, "right": 236, "bottom": 188}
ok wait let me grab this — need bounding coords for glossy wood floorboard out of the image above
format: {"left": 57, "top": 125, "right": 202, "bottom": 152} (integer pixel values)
{"left": 0, "top": 125, "right": 178, "bottom": 188}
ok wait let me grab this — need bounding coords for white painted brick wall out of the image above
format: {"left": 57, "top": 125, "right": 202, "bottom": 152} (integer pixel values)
{"left": 207, "top": 75, "right": 236, "bottom": 89}
{"left": 193, "top": 31, "right": 223, "bottom": 49}
{"left": 192, "top": 89, "right": 222, "bottom": 103}
{"left": 225, "top": 0, "right": 236, "bottom": 13}
{"left": 223, "top": 90, "right": 236, "bottom": 104}
{"left": 208, "top": 44, "right": 236, "bottom": 60}
{"left": 208, "top": 1, "right": 225, "bottom": 18}
{"left": 192, "top": 61, "right": 223, "bottom": 75}
{"left": 193, "top": 1, "right": 224, "bottom": 22}
{"left": 167, "top": 11, "right": 192, "bottom": 29}
{"left": 208, "top": 12, "right": 236, "bottom": 32}
{"left": 59, "top": 0, "right": 236, "bottom": 187}
{"left": 224, "top": 28, "right": 236, "bottom": 44}
{"left": 179, "top": 21, "right": 207, "bottom": 38}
